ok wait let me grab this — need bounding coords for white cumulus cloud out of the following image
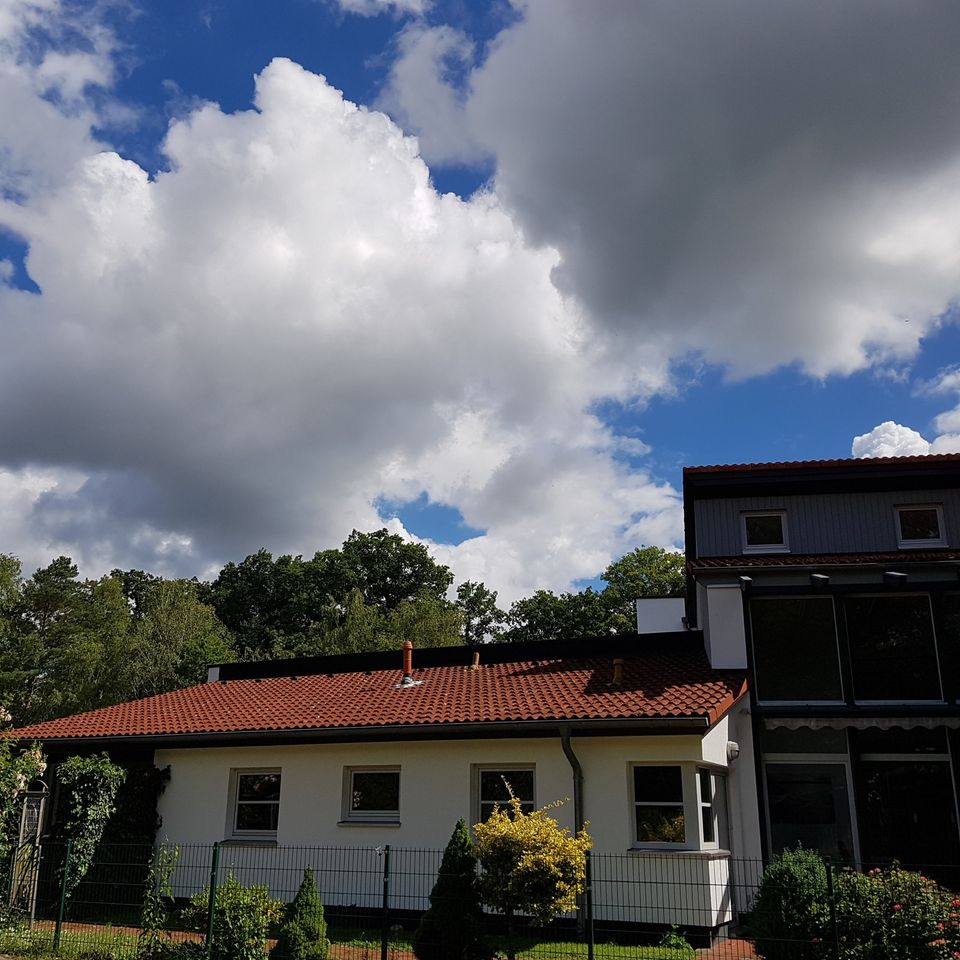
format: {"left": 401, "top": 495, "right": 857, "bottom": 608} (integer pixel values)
{"left": 0, "top": 52, "right": 679, "bottom": 598}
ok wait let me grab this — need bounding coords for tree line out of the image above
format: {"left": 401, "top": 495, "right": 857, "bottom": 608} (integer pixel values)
{"left": 0, "top": 529, "right": 684, "bottom": 725}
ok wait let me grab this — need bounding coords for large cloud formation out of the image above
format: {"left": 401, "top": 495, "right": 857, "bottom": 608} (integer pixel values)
{"left": 6, "top": 0, "right": 960, "bottom": 600}
{"left": 0, "top": 30, "right": 677, "bottom": 598}
{"left": 382, "top": 0, "right": 960, "bottom": 378}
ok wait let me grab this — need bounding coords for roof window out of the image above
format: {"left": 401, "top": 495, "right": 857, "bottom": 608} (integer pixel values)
{"left": 896, "top": 505, "right": 945, "bottom": 549}
{"left": 742, "top": 511, "right": 788, "bottom": 554}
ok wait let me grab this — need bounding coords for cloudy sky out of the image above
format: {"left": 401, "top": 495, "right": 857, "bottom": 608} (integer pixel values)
{"left": 2, "top": 0, "right": 960, "bottom": 601}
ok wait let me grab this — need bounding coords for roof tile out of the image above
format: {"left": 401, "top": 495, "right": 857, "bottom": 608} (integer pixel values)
{"left": 10, "top": 651, "right": 746, "bottom": 742}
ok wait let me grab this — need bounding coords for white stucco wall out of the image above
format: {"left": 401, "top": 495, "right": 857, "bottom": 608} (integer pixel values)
{"left": 154, "top": 729, "right": 744, "bottom": 928}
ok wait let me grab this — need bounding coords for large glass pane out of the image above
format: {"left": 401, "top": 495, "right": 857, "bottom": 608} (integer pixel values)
{"left": 745, "top": 514, "right": 784, "bottom": 548}
{"left": 898, "top": 508, "right": 941, "bottom": 542}
{"left": 845, "top": 595, "right": 941, "bottom": 701}
{"left": 750, "top": 598, "right": 842, "bottom": 701}
{"left": 634, "top": 766, "right": 685, "bottom": 844}
{"left": 351, "top": 771, "right": 400, "bottom": 813}
{"left": 766, "top": 763, "right": 855, "bottom": 863}
{"left": 858, "top": 760, "right": 959, "bottom": 868}
{"left": 479, "top": 769, "right": 535, "bottom": 821}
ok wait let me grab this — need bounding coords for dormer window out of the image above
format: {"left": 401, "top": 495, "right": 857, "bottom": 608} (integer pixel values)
{"left": 742, "top": 511, "right": 788, "bottom": 553}
{"left": 896, "top": 505, "right": 945, "bottom": 549}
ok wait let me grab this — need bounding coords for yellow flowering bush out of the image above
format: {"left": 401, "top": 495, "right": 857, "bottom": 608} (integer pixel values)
{"left": 473, "top": 795, "right": 591, "bottom": 925}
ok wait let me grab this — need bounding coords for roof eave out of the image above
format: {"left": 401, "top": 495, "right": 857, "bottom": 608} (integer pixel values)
{"left": 20, "top": 715, "right": 717, "bottom": 752}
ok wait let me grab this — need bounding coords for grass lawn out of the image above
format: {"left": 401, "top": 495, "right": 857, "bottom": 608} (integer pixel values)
{"left": 0, "top": 922, "right": 695, "bottom": 960}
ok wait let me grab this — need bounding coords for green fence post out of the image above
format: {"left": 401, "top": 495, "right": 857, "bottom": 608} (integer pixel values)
{"left": 53, "top": 839, "right": 72, "bottom": 952}
{"left": 585, "top": 849, "right": 594, "bottom": 960}
{"left": 380, "top": 845, "right": 391, "bottom": 960}
{"left": 205, "top": 842, "right": 221, "bottom": 960}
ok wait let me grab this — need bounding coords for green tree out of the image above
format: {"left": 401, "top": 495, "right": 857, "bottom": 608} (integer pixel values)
{"left": 338, "top": 529, "right": 453, "bottom": 610}
{"left": 412, "top": 819, "right": 488, "bottom": 960}
{"left": 271, "top": 867, "right": 329, "bottom": 960}
{"left": 129, "top": 579, "right": 235, "bottom": 698}
{"left": 601, "top": 546, "right": 685, "bottom": 631}
{"left": 456, "top": 581, "right": 505, "bottom": 644}
{"left": 388, "top": 591, "right": 462, "bottom": 648}
{"left": 504, "top": 588, "right": 611, "bottom": 643}
{"left": 474, "top": 796, "right": 591, "bottom": 960}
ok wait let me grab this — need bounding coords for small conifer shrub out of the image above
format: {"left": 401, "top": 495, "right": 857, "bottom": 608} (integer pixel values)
{"left": 271, "top": 867, "right": 329, "bottom": 960}
{"left": 412, "top": 819, "right": 489, "bottom": 960}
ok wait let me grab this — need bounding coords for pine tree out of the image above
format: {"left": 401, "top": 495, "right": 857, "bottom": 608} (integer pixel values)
{"left": 412, "top": 819, "right": 489, "bottom": 960}
{"left": 271, "top": 867, "right": 328, "bottom": 960}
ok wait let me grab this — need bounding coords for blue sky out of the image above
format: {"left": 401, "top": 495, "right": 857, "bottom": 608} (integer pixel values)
{"left": 1, "top": 0, "right": 959, "bottom": 599}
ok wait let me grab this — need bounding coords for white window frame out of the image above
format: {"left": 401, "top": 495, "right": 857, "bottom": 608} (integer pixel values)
{"left": 741, "top": 511, "right": 789, "bottom": 554}
{"left": 340, "top": 766, "right": 401, "bottom": 825}
{"left": 762, "top": 754, "right": 861, "bottom": 867}
{"left": 629, "top": 763, "right": 691, "bottom": 850}
{"left": 697, "top": 767, "right": 728, "bottom": 850}
{"left": 472, "top": 764, "right": 536, "bottom": 824}
{"left": 226, "top": 768, "right": 281, "bottom": 841}
{"left": 895, "top": 504, "right": 946, "bottom": 549}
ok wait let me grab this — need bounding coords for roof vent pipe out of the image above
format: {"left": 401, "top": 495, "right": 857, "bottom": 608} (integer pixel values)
{"left": 471, "top": 651, "right": 480, "bottom": 671}
{"left": 402, "top": 640, "right": 413, "bottom": 682}
{"left": 612, "top": 658, "right": 624, "bottom": 687}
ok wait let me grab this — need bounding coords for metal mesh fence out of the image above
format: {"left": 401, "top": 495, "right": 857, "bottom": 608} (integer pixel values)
{"left": 1, "top": 841, "right": 959, "bottom": 959}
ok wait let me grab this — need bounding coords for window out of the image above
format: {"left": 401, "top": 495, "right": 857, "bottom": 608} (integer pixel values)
{"left": 229, "top": 769, "right": 281, "bottom": 839}
{"left": 698, "top": 769, "right": 727, "bottom": 846}
{"left": 342, "top": 767, "right": 400, "bottom": 823}
{"left": 475, "top": 767, "right": 535, "bottom": 822}
{"left": 765, "top": 763, "right": 855, "bottom": 863}
{"left": 742, "top": 511, "right": 788, "bottom": 553}
{"left": 632, "top": 765, "right": 685, "bottom": 845}
{"left": 896, "top": 504, "right": 945, "bottom": 548}
{"left": 844, "top": 595, "right": 942, "bottom": 701}
{"left": 750, "top": 597, "right": 843, "bottom": 701}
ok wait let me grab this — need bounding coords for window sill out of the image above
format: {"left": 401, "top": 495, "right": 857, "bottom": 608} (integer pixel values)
{"left": 222, "top": 837, "right": 278, "bottom": 846}
{"left": 627, "top": 847, "right": 731, "bottom": 859}
{"left": 337, "top": 819, "right": 401, "bottom": 828}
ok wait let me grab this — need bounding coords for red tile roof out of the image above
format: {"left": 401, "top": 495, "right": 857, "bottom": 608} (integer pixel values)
{"left": 10, "top": 651, "right": 746, "bottom": 743}
{"left": 684, "top": 454, "right": 960, "bottom": 474}
{"left": 689, "top": 550, "right": 960, "bottom": 570}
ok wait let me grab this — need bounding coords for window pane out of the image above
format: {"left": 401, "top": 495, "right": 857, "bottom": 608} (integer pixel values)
{"left": 899, "top": 508, "right": 941, "bottom": 541}
{"left": 698, "top": 769, "right": 712, "bottom": 803}
{"left": 750, "top": 598, "right": 842, "bottom": 701}
{"left": 635, "top": 806, "right": 685, "bottom": 843}
{"left": 237, "top": 773, "right": 281, "bottom": 802}
{"left": 845, "top": 596, "right": 941, "bottom": 700}
{"left": 761, "top": 726, "right": 847, "bottom": 754}
{"left": 858, "top": 760, "right": 959, "bottom": 867}
{"left": 351, "top": 771, "right": 399, "bottom": 812}
{"left": 235, "top": 802, "right": 279, "bottom": 832}
{"left": 745, "top": 514, "right": 784, "bottom": 547}
{"left": 634, "top": 766, "right": 683, "bottom": 803}
{"left": 766, "top": 763, "right": 854, "bottom": 863}
{"left": 480, "top": 770, "right": 534, "bottom": 805}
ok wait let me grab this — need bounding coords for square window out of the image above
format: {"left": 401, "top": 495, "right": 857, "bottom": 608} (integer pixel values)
{"left": 476, "top": 767, "right": 535, "bottom": 823}
{"left": 896, "top": 505, "right": 945, "bottom": 548}
{"left": 229, "top": 769, "right": 281, "bottom": 839}
{"left": 343, "top": 767, "right": 400, "bottom": 822}
{"left": 632, "top": 765, "right": 685, "bottom": 844}
{"left": 742, "top": 512, "right": 788, "bottom": 553}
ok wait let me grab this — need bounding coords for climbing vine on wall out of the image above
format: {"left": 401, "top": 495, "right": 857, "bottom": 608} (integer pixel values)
{"left": 56, "top": 752, "right": 126, "bottom": 895}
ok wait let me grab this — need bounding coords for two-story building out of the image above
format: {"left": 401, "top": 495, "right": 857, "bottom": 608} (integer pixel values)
{"left": 683, "top": 453, "right": 960, "bottom": 872}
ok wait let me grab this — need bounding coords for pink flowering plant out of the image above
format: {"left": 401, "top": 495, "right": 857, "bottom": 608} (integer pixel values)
{"left": 753, "top": 849, "right": 960, "bottom": 959}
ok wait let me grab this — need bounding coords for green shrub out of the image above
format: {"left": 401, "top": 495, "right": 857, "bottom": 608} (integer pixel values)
{"left": 750, "top": 848, "right": 829, "bottom": 960}
{"left": 184, "top": 873, "right": 283, "bottom": 960}
{"left": 271, "top": 867, "right": 329, "bottom": 960}
{"left": 412, "top": 819, "right": 489, "bottom": 960}
{"left": 833, "top": 865, "right": 960, "bottom": 959}
{"left": 752, "top": 851, "right": 960, "bottom": 960}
